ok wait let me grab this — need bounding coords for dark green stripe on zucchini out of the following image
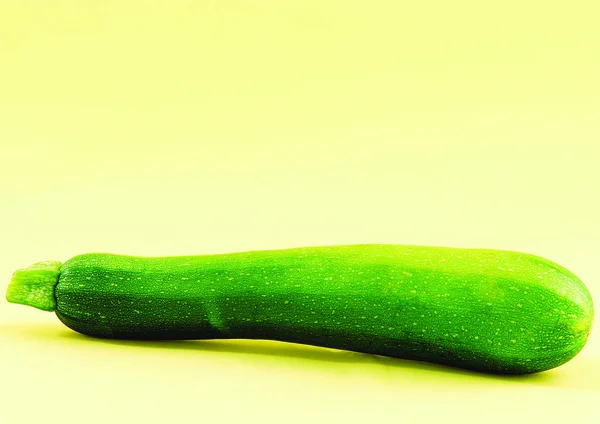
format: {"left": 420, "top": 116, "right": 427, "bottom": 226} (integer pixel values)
{"left": 6, "top": 244, "right": 594, "bottom": 374}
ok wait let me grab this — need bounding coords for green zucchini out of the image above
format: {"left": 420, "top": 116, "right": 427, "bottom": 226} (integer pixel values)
{"left": 6, "top": 244, "right": 594, "bottom": 374}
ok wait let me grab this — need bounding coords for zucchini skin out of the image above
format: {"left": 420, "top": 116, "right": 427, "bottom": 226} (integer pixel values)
{"left": 55, "top": 244, "right": 594, "bottom": 374}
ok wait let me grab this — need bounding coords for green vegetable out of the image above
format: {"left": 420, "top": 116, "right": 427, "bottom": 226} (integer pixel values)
{"left": 6, "top": 244, "right": 594, "bottom": 374}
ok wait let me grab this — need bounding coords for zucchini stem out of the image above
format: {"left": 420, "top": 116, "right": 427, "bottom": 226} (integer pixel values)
{"left": 6, "top": 260, "right": 62, "bottom": 311}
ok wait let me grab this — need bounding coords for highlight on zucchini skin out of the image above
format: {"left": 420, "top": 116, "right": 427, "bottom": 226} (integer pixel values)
{"left": 5, "top": 244, "right": 595, "bottom": 374}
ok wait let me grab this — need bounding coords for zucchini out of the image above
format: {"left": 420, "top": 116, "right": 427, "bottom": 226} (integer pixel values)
{"left": 6, "top": 244, "right": 594, "bottom": 374}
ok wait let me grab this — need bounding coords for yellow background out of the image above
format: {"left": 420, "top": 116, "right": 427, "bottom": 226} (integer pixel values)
{"left": 1, "top": 1, "right": 599, "bottom": 422}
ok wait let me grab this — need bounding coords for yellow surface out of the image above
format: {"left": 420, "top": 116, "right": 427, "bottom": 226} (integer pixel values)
{"left": 1, "top": 1, "right": 599, "bottom": 423}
